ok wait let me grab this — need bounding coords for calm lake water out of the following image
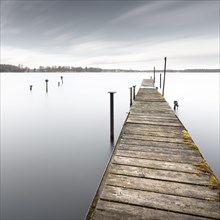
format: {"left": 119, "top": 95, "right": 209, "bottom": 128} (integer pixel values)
{"left": 0, "top": 72, "right": 219, "bottom": 220}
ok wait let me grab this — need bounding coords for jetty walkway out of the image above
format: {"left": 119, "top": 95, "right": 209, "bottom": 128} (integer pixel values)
{"left": 86, "top": 79, "right": 220, "bottom": 220}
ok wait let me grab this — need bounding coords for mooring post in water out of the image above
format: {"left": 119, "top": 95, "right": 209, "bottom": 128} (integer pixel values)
{"left": 153, "top": 67, "right": 156, "bottom": 83}
{"left": 30, "top": 85, "right": 33, "bottom": 91}
{"left": 58, "top": 82, "right": 60, "bottom": 87}
{"left": 160, "top": 73, "right": 162, "bottom": 89}
{"left": 45, "top": 79, "right": 49, "bottom": 93}
{"left": 60, "top": 76, "right": 63, "bottom": 84}
{"left": 174, "top": 100, "right": 179, "bottom": 111}
{"left": 129, "top": 87, "right": 133, "bottom": 106}
{"left": 133, "top": 85, "right": 136, "bottom": 100}
{"left": 108, "top": 92, "right": 116, "bottom": 142}
{"left": 162, "top": 57, "right": 167, "bottom": 96}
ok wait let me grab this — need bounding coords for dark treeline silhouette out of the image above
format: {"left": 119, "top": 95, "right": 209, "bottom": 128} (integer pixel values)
{"left": 0, "top": 64, "right": 219, "bottom": 73}
{"left": 0, "top": 64, "right": 30, "bottom": 72}
{"left": 0, "top": 64, "right": 142, "bottom": 72}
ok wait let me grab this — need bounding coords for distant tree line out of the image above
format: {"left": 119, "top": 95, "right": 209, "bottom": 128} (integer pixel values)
{"left": 0, "top": 64, "right": 219, "bottom": 73}
{"left": 0, "top": 64, "right": 142, "bottom": 72}
{"left": 0, "top": 64, "right": 30, "bottom": 72}
{"left": 0, "top": 64, "right": 103, "bottom": 72}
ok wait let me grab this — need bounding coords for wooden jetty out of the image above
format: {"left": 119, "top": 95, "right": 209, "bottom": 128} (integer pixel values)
{"left": 86, "top": 79, "right": 220, "bottom": 220}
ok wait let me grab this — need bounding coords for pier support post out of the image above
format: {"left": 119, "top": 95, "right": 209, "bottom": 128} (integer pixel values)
{"left": 30, "top": 85, "right": 33, "bottom": 91}
{"left": 133, "top": 85, "right": 136, "bottom": 100}
{"left": 61, "top": 76, "right": 63, "bottom": 84}
{"left": 108, "top": 92, "right": 116, "bottom": 142}
{"left": 129, "top": 87, "right": 133, "bottom": 106}
{"left": 58, "top": 82, "right": 60, "bottom": 87}
{"left": 153, "top": 67, "right": 156, "bottom": 84}
{"left": 160, "top": 74, "right": 162, "bottom": 89}
{"left": 162, "top": 57, "right": 167, "bottom": 96}
{"left": 45, "top": 79, "right": 49, "bottom": 93}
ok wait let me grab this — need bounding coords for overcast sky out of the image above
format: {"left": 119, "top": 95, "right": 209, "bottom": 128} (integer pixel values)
{"left": 1, "top": 0, "right": 219, "bottom": 70}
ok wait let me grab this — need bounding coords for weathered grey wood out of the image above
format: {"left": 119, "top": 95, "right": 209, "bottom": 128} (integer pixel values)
{"left": 109, "top": 164, "right": 212, "bottom": 186}
{"left": 127, "top": 118, "right": 183, "bottom": 126}
{"left": 100, "top": 185, "right": 220, "bottom": 219}
{"left": 115, "top": 149, "right": 201, "bottom": 163}
{"left": 129, "top": 114, "right": 180, "bottom": 121}
{"left": 94, "top": 200, "right": 210, "bottom": 220}
{"left": 124, "top": 126, "right": 185, "bottom": 137}
{"left": 141, "top": 79, "right": 155, "bottom": 87}
{"left": 124, "top": 123, "right": 183, "bottom": 132}
{"left": 106, "top": 174, "right": 219, "bottom": 200}
{"left": 117, "top": 144, "right": 200, "bottom": 157}
{"left": 86, "top": 81, "right": 220, "bottom": 220}
{"left": 128, "top": 114, "right": 180, "bottom": 121}
{"left": 119, "top": 138, "right": 194, "bottom": 150}
{"left": 112, "top": 156, "right": 198, "bottom": 173}
{"left": 122, "top": 134, "right": 190, "bottom": 144}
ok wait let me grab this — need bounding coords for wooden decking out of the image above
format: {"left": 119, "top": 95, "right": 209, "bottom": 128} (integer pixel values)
{"left": 86, "top": 79, "right": 220, "bottom": 220}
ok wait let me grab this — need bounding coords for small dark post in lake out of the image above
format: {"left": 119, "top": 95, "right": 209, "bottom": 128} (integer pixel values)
{"left": 133, "top": 85, "right": 136, "bottom": 100}
{"left": 174, "top": 100, "right": 179, "bottom": 111}
{"left": 160, "top": 73, "right": 162, "bottom": 89}
{"left": 30, "top": 85, "right": 33, "bottom": 91}
{"left": 162, "top": 57, "right": 167, "bottom": 96}
{"left": 45, "top": 79, "right": 49, "bottom": 93}
{"left": 129, "top": 87, "right": 133, "bottom": 106}
{"left": 58, "top": 82, "right": 60, "bottom": 87}
{"left": 108, "top": 92, "right": 116, "bottom": 143}
{"left": 153, "top": 67, "right": 156, "bottom": 83}
{"left": 61, "top": 76, "right": 63, "bottom": 84}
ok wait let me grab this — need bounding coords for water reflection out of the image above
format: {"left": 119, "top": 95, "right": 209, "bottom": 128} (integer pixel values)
{"left": 0, "top": 72, "right": 219, "bottom": 220}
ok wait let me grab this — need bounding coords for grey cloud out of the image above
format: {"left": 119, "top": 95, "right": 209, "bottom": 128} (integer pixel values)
{"left": 1, "top": 0, "right": 219, "bottom": 69}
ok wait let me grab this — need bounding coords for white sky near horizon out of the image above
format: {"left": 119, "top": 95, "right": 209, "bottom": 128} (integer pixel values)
{"left": 0, "top": 0, "right": 219, "bottom": 70}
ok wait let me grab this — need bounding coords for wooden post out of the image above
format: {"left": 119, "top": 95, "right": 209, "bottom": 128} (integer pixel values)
{"left": 61, "top": 76, "right": 63, "bottom": 84}
{"left": 153, "top": 67, "right": 155, "bottom": 84}
{"left": 162, "top": 57, "right": 167, "bottom": 96}
{"left": 133, "top": 85, "right": 136, "bottom": 100}
{"left": 160, "top": 74, "right": 162, "bottom": 89}
{"left": 108, "top": 92, "right": 116, "bottom": 142}
{"left": 129, "top": 87, "right": 133, "bottom": 106}
{"left": 45, "top": 79, "right": 49, "bottom": 93}
{"left": 30, "top": 85, "right": 33, "bottom": 91}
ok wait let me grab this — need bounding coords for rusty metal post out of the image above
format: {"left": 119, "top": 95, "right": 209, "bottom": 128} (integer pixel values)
{"left": 133, "top": 85, "right": 136, "bottom": 100}
{"left": 153, "top": 67, "right": 156, "bottom": 83}
{"left": 162, "top": 57, "right": 167, "bottom": 96}
{"left": 129, "top": 87, "right": 133, "bottom": 106}
{"left": 160, "top": 73, "right": 162, "bottom": 89}
{"left": 108, "top": 92, "right": 116, "bottom": 142}
{"left": 45, "top": 79, "right": 49, "bottom": 93}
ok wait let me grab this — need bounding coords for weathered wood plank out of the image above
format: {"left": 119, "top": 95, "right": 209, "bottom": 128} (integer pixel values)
{"left": 129, "top": 117, "right": 179, "bottom": 123}
{"left": 106, "top": 174, "right": 220, "bottom": 200}
{"left": 124, "top": 124, "right": 183, "bottom": 132}
{"left": 119, "top": 138, "right": 195, "bottom": 150}
{"left": 118, "top": 143, "right": 200, "bottom": 157}
{"left": 141, "top": 79, "right": 155, "bottom": 87}
{"left": 94, "top": 200, "right": 210, "bottom": 220}
{"left": 112, "top": 156, "right": 198, "bottom": 173}
{"left": 127, "top": 118, "right": 182, "bottom": 126}
{"left": 100, "top": 185, "right": 220, "bottom": 219}
{"left": 124, "top": 127, "right": 186, "bottom": 138}
{"left": 122, "top": 134, "right": 190, "bottom": 144}
{"left": 109, "top": 164, "right": 212, "bottom": 186}
{"left": 115, "top": 149, "right": 201, "bottom": 163}
{"left": 129, "top": 113, "right": 179, "bottom": 120}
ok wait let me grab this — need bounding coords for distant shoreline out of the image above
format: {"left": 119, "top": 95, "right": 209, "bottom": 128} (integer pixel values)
{"left": 0, "top": 64, "right": 219, "bottom": 73}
